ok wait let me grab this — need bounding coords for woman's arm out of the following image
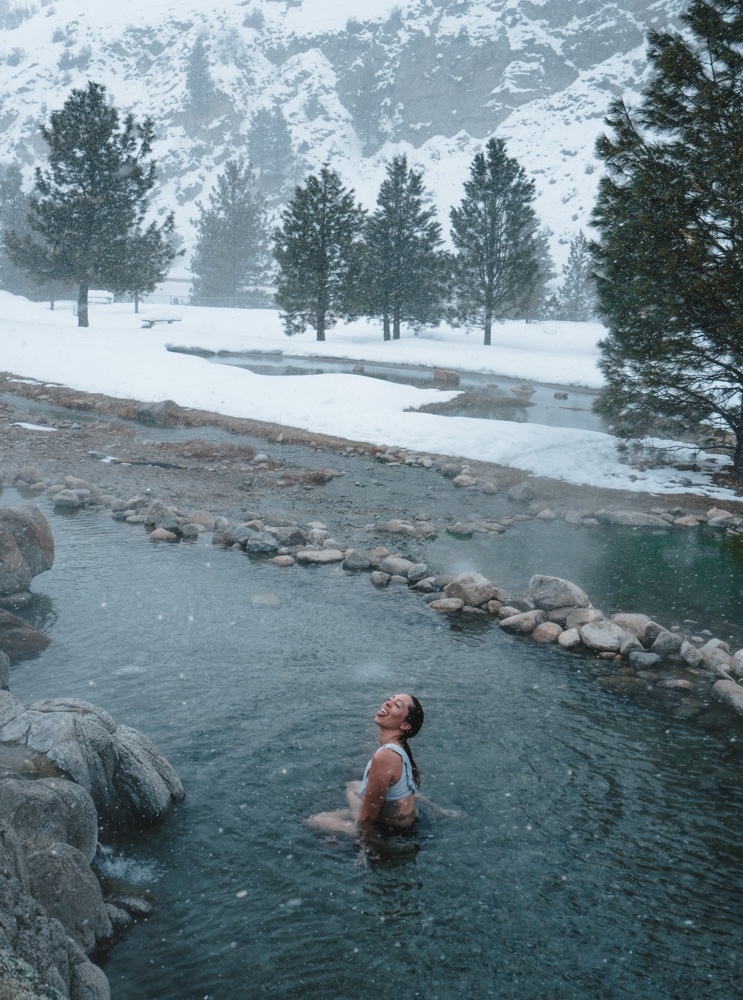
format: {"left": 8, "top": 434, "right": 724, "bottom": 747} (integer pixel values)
{"left": 357, "top": 749, "right": 400, "bottom": 826}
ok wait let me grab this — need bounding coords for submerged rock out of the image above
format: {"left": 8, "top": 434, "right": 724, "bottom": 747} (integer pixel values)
{"left": 0, "top": 610, "right": 51, "bottom": 662}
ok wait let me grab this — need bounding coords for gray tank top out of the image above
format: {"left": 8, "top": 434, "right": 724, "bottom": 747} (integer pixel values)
{"left": 359, "top": 743, "right": 415, "bottom": 801}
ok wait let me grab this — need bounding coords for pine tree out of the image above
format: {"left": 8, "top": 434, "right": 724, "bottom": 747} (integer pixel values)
{"left": 555, "top": 231, "right": 596, "bottom": 321}
{"left": 519, "top": 227, "right": 555, "bottom": 321}
{"left": 248, "top": 107, "right": 294, "bottom": 178}
{"left": 3, "top": 82, "right": 176, "bottom": 327}
{"left": 364, "top": 155, "right": 446, "bottom": 340}
{"left": 273, "top": 165, "right": 365, "bottom": 340}
{"left": 450, "top": 138, "right": 541, "bottom": 345}
{"left": 591, "top": 0, "right": 743, "bottom": 471}
{"left": 190, "top": 158, "right": 269, "bottom": 307}
{"left": 185, "top": 37, "right": 219, "bottom": 120}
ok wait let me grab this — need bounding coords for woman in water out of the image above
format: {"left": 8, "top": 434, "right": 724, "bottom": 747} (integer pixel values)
{"left": 307, "top": 693, "right": 424, "bottom": 837}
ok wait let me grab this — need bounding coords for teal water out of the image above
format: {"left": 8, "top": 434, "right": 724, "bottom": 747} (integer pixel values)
{"left": 4, "top": 495, "right": 743, "bottom": 999}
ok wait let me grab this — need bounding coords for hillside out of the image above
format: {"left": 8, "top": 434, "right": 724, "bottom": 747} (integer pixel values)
{"left": 0, "top": 0, "right": 686, "bottom": 269}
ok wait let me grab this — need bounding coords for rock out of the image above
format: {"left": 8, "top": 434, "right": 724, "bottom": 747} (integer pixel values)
{"left": 427, "top": 598, "right": 464, "bottom": 612}
{"left": 52, "top": 489, "right": 85, "bottom": 508}
{"left": 732, "top": 650, "right": 743, "bottom": 677}
{"left": 214, "top": 516, "right": 230, "bottom": 532}
{"left": 712, "top": 679, "right": 743, "bottom": 715}
{"left": 699, "top": 643, "right": 736, "bottom": 676}
{"left": 27, "top": 842, "right": 112, "bottom": 953}
{"left": 370, "top": 571, "right": 390, "bottom": 587}
{"left": 143, "top": 502, "right": 183, "bottom": 535}
{"left": 481, "top": 482, "right": 499, "bottom": 494}
{"left": 368, "top": 546, "right": 390, "bottom": 568}
{"left": 579, "top": 621, "right": 632, "bottom": 653}
{"left": 673, "top": 515, "right": 700, "bottom": 527}
{"left": 342, "top": 550, "right": 372, "bottom": 571}
{"left": 619, "top": 634, "right": 643, "bottom": 656}
{"left": 535, "top": 508, "right": 557, "bottom": 520}
{"left": 446, "top": 522, "right": 476, "bottom": 538}
{"left": 558, "top": 628, "right": 582, "bottom": 649}
{"left": 0, "top": 506, "right": 54, "bottom": 600}
{"left": 554, "top": 391, "right": 569, "bottom": 400}
{"left": 599, "top": 511, "right": 670, "bottom": 527}
{"left": 565, "top": 607, "right": 604, "bottom": 630}
{"left": 180, "top": 524, "right": 201, "bottom": 540}
{"left": 532, "top": 622, "right": 563, "bottom": 643}
{"left": 412, "top": 578, "right": 436, "bottom": 593}
{"left": 378, "top": 556, "right": 414, "bottom": 576}
{"left": 706, "top": 507, "right": 735, "bottom": 522}
{"left": 650, "top": 630, "right": 685, "bottom": 658}
{"left": 499, "top": 610, "right": 547, "bottom": 634}
{"left": 265, "top": 526, "right": 307, "bottom": 547}
{"left": 680, "top": 641, "right": 703, "bottom": 668}
{"left": 486, "top": 600, "right": 502, "bottom": 614}
{"left": 0, "top": 650, "right": 9, "bottom": 688}
{"left": 246, "top": 532, "right": 280, "bottom": 555}
{"left": 641, "top": 621, "right": 665, "bottom": 647}
{"left": 15, "top": 465, "right": 44, "bottom": 485}
{"left": 506, "top": 482, "right": 535, "bottom": 502}
{"left": 187, "top": 510, "right": 216, "bottom": 530}
{"left": 628, "top": 650, "right": 661, "bottom": 669}
{"left": 0, "top": 610, "right": 51, "bottom": 662}
{"left": 135, "top": 399, "right": 179, "bottom": 425}
{"left": 148, "top": 527, "right": 178, "bottom": 542}
{"left": 563, "top": 510, "right": 584, "bottom": 524}
{"left": 407, "top": 563, "right": 429, "bottom": 583}
{"left": 271, "top": 555, "right": 295, "bottom": 567}
{"left": 526, "top": 575, "right": 590, "bottom": 611}
{"left": 452, "top": 474, "right": 477, "bottom": 488}
{"left": 444, "top": 573, "right": 494, "bottom": 607}
{"left": 295, "top": 549, "right": 344, "bottom": 564}
{"left": 432, "top": 368, "right": 460, "bottom": 386}
{"left": 109, "top": 725, "right": 184, "bottom": 826}
{"left": 306, "top": 528, "right": 330, "bottom": 545}
{"left": 0, "top": 777, "right": 98, "bottom": 862}
{"left": 497, "top": 605, "right": 521, "bottom": 619}
{"left": 610, "top": 613, "right": 652, "bottom": 638}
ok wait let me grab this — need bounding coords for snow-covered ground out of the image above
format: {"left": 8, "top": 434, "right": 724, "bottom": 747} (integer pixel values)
{"left": 1, "top": 293, "right": 735, "bottom": 499}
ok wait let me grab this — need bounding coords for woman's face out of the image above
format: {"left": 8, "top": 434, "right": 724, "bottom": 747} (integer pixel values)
{"left": 374, "top": 693, "right": 414, "bottom": 733}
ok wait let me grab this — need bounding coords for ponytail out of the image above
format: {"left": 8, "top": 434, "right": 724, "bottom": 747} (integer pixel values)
{"left": 401, "top": 695, "right": 424, "bottom": 788}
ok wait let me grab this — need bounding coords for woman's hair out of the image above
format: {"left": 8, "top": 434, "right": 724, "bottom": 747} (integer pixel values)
{"left": 401, "top": 696, "right": 424, "bottom": 788}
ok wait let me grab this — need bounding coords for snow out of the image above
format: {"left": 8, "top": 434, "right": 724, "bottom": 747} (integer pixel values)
{"left": 0, "top": 292, "right": 735, "bottom": 499}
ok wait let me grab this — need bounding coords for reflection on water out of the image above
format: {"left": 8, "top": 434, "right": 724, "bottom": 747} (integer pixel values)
{"left": 3, "top": 494, "right": 743, "bottom": 999}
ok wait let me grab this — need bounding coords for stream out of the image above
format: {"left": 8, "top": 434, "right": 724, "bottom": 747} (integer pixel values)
{"left": 3, "top": 491, "right": 743, "bottom": 999}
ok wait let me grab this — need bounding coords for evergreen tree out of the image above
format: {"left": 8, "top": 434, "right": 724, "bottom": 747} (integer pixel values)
{"left": 274, "top": 165, "right": 366, "bottom": 340}
{"left": 191, "top": 158, "right": 269, "bottom": 306}
{"left": 450, "top": 138, "right": 541, "bottom": 345}
{"left": 0, "top": 163, "right": 34, "bottom": 296}
{"left": 364, "top": 155, "right": 446, "bottom": 340}
{"left": 185, "top": 37, "right": 220, "bottom": 121}
{"left": 591, "top": 0, "right": 743, "bottom": 471}
{"left": 519, "top": 226, "right": 555, "bottom": 321}
{"left": 3, "top": 82, "right": 176, "bottom": 327}
{"left": 556, "top": 231, "right": 596, "bottom": 321}
{"left": 248, "top": 107, "right": 294, "bottom": 178}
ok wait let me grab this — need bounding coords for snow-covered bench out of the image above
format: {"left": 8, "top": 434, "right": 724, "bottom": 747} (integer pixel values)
{"left": 140, "top": 312, "right": 182, "bottom": 329}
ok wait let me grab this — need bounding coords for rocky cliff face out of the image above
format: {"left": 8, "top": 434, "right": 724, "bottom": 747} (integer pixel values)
{"left": 0, "top": 0, "right": 686, "bottom": 262}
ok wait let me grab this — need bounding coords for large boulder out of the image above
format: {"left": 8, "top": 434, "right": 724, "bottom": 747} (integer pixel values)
{"left": 444, "top": 573, "right": 494, "bottom": 607}
{"left": 712, "top": 679, "right": 743, "bottom": 716}
{"left": 499, "top": 610, "right": 547, "bottom": 634}
{"left": 0, "top": 777, "right": 98, "bottom": 863}
{"left": 611, "top": 613, "right": 653, "bottom": 638}
{"left": 0, "top": 610, "right": 51, "bottom": 662}
{"left": 0, "top": 698, "right": 184, "bottom": 830}
{"left": 26, "top": 842, "right": 112, "bottom": 954}
{"left": 526, "top": 575, "right": 590, "bottom": 611}
{"left": 0, "top": 506, "right": 54, "bottom": 598}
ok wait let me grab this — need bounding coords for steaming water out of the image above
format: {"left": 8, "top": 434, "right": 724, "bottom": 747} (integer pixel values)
{"left": 4, "top": 496, "right": 743, "bottom": 999}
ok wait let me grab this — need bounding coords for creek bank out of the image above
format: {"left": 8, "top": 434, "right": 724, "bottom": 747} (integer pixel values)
{"left": 14, "top": 461, "right": 743, "bottom": 728}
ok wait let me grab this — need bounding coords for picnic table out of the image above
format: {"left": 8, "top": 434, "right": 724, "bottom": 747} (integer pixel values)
{"left": 141, "top": 312, "right": 182, "bottom": 329}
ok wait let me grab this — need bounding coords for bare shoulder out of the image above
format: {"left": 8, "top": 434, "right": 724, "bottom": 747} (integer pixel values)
{"left": 371, "top": 747, "right": 403, "bottom": 772}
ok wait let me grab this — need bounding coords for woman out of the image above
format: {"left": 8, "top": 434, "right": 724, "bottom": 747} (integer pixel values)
{"left": 307, "top": 693, "right": 424, "bottom": 837}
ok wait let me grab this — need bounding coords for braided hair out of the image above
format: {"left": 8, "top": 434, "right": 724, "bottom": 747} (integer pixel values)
{"left": 400, "top": 696, "right": 424, "bottom": 788}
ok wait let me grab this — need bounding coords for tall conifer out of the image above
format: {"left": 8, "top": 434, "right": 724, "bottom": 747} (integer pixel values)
{"left": 450, "top": 138, "right": 540, "bottom": 345}
{"left": 591, "top": 0, "right": 743, "bottom": 470}
{"left": 273, "top": 166, "right": 365, "bottom": 340}
{"left": 3, "top": 82, "right": 175, "bottom": 326}
{"left": 364, "top": 155, "right": 446, "bottom": 340}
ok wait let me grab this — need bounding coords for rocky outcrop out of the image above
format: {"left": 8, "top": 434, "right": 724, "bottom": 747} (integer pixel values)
{"left": 0, "top": 506, "right": 54, "bottom": 599}
{"left": 0, "top": 695, "right": 184, "bottom": 830}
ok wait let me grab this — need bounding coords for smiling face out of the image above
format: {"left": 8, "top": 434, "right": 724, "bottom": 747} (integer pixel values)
{"left": 374, "top": 693, "right": 414, "bottom": 735}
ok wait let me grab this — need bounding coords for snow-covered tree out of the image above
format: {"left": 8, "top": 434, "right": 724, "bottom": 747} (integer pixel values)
{"left": 450, "top": 138, "right": 541, "bottom": 344}
{"left": 363, "top": 155, "right": 447, "bottom": 340}
{"left": 3, "top": 82, "right": 176, "bottom": 327}
{"left": 185, "top": 36, "right": 220, "bottom": 120}
{"left": 591, "top": 0, "right": 743, "bottom": 471}
{"left": 274, "top": 165, "right": 366, "bottom": 340}
{"left": 248, "top": 107, "right": 294, "bottom": 179}
{"left": 191, "top": 158, "right": 270, "bottom": 307}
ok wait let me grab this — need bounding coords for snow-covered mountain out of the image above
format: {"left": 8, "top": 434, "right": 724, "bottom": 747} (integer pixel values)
{"left": 0, "top": 0, "right": 686, "bottom": 269}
